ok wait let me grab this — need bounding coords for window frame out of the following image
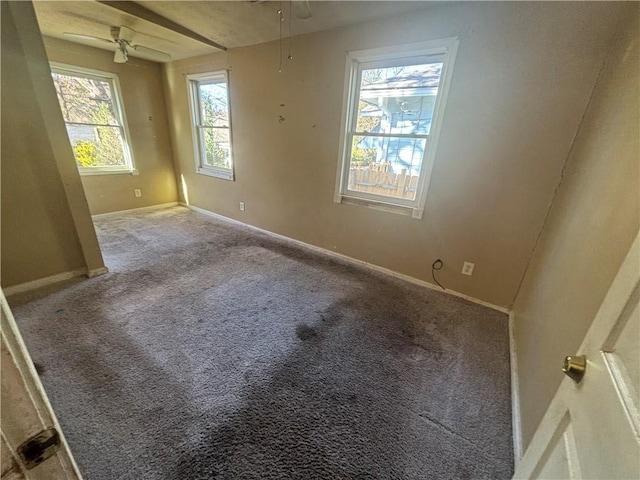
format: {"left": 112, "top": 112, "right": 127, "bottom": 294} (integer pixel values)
{"left": 50, "top": 62, "right": 136, "bottom": 176}
{"left": 186, "top": 71, "right": 235, "bottom": 181}
{"left": 334, "top": 37, "right": 459, "bottom": 219}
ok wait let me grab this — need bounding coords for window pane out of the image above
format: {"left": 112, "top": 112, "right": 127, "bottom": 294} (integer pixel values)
{"left": 66, "top": 125, "right": 126, "bottom": 168}
{"left": 200, "top": 127, "right": 232, "bottom": 169}
{"left": 199, "top": 82, "right": 229, "bottom": 127}
{"left": 52, "top": 73, "right": 119, "bottom": 125}
{"left": 347, "top": 135, "right": 427, "bottom": 201}
{"left": 356, "top": 63, "right": 442, "bottom": 135}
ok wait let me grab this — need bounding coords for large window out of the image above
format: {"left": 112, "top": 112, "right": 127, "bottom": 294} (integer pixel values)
{"left": 50, "top": 63, "right": 135, "bottom": 175}
{"left": 187, "top": 71, "right": 234, "bottom": 180}
{"left": 335, "top": 38, "right": 458, "bottom": 219}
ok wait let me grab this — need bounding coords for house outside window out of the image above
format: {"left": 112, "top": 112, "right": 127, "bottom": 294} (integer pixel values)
{"left": 50, "top": 63, "right": 135, "bottom": 175}
{"left": 335, "top": 38, "right": 459, "bottom": 219}
{"left": 186, "top": 71, "right": 234, "bottom": 180}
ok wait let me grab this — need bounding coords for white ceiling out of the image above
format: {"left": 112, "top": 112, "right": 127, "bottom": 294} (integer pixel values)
{"left": 33, "top": 1, "right": 439, "bottom": 62}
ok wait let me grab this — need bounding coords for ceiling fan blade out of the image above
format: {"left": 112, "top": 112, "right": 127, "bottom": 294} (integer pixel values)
{"left": 292, "top": 0, "right": 312, "bottom": 20}
{"left": 63, "top": 32, "right": 114, "bottom": 44}
{"left": 117, "top": 25, "right": 135, "bottom": 43}
{"left": 131, "top": 44, "right": 172, "bottom": 62}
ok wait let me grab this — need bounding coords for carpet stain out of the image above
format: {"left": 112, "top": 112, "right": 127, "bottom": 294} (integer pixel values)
{"left": 295, "top": 324, "right": 318, "bottom": 341}
{"left": 319, "top": 312, "right": 341, "bottom": 325}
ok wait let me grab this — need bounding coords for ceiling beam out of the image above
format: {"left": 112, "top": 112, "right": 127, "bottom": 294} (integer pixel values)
{"left": 97, "top": 1, "right": 227, "bottom": 51}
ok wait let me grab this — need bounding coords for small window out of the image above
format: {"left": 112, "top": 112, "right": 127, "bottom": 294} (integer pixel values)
{"left": 187, "top": 71, "right": 234, "bottom": 180}
{"left": 50, "top": 63, "right": 135, "bottom": 175}
{"left": 335, "top": 38, "right": 459, "bottom": 219}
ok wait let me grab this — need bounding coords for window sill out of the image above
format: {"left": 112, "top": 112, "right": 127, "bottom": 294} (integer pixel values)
{"left": 196, "top": 166, "right": 234, "bottom": 181}
{"left": 79, "top": 168, "right": 138, "bottom": 177}
{"left": 336, "top": 194, "right": 424, "bottom": 219}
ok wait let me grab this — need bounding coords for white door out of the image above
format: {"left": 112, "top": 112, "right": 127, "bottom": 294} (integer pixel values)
{"left": 1, "top": 290, "right": 82, "bottom": 479}
{"left": 514, "top": 233, "right": 640, "bottom": 479}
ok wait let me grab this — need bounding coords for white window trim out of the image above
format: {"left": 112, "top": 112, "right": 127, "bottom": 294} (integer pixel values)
{"left": 334, "top": 37, "right": 459, "bottom": 219}
{"left": 186, "top": 71, "right": 235, "bottom": 181}
{"left": 50, "top": 62, "right": 136, "bottom": 176}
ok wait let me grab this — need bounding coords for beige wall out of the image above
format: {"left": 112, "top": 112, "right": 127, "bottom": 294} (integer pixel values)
{"left": 1, "top": 1, "right": 104, "bottom": 288}
{"left": 163, "top": 2, "right": 626, "bottom": 308}
{"left": 512, "top": 9, "right": 640, "bottom": 452}
{"left": 43, "top": 37, "right": 178, "bottom": 215}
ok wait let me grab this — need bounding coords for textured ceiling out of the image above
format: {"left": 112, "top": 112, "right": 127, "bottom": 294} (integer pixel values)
{"left": 33, "top": 1, "right": 437, "bottom": 62}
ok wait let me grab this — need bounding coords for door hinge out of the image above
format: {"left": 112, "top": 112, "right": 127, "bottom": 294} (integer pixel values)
{"left": 17, "top": 427, "right": 61, "bottom": 469}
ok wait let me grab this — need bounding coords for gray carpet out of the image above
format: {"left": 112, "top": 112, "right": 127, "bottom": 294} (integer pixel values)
{"left": 9, "top": 206, "right": 513, "bottom": 479}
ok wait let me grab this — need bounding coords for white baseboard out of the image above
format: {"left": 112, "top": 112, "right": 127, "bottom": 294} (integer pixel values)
{"left": 91, "top": 202, "right": 179, "bottom": 219}
{"left": 87, "top": 267, "right": 109, "bottom": 278}
{"left": 509, "top": 311, "right": 524, "bottom": 465}
{"left": 3, "top": 268, "right": 88, "bottom": 296}
{"left": 182, "top": 203, "right": 509, "bottom": 314}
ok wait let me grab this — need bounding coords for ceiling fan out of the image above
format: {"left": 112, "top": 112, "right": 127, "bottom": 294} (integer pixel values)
{"left": 64, "top": 26, "right": 172, "bottom": 64}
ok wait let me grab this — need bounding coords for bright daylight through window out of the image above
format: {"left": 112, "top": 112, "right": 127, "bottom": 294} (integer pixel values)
{"left": 335, "top": 38, "right": 458, "bottom": 218}
{"left": 187, "top": 71, "right": 233, "bottom": 180}
{"left": 51, "top": 64, "right": 134, "bottom": 174}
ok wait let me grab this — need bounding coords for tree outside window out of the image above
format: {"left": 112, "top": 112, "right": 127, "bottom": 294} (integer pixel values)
{"left": 51, "top": 66, "right": 134, "bottom": 174}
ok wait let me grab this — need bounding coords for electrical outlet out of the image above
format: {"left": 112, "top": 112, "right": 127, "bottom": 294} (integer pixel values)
{"left": 239, "top": 202, "right": 245, "bottom": 211}
{"left": 134, "top": 189, "right": 142, "bottom": 198}
{"left": 462, "top": 262, "right": 475, "bottom": 276}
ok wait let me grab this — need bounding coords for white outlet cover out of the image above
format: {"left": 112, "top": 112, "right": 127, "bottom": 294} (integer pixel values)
{"left": 462, "top": 262, "right": 475, "bottom": 276}
{"left": 239, "top": 202, "right": 245, "bottom": 211}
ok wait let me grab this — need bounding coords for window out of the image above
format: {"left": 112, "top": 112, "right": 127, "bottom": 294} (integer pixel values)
{"left": 187, "top": 71, "right": 234, "bottom": 180}
{"left": 335, "top": 38, "right": 459, "bottom": 219}
{"left": 50, "top": 63, "right": 135, "bottom": 175}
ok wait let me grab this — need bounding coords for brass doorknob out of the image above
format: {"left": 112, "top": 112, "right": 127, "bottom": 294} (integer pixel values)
{"left": 563, "top": 355, "right": 586, "bottom": 383}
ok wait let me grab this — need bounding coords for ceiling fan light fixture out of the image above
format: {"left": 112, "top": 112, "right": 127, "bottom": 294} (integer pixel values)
{"left": 114, "top": 44, "right": 128, "bottom": 63}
